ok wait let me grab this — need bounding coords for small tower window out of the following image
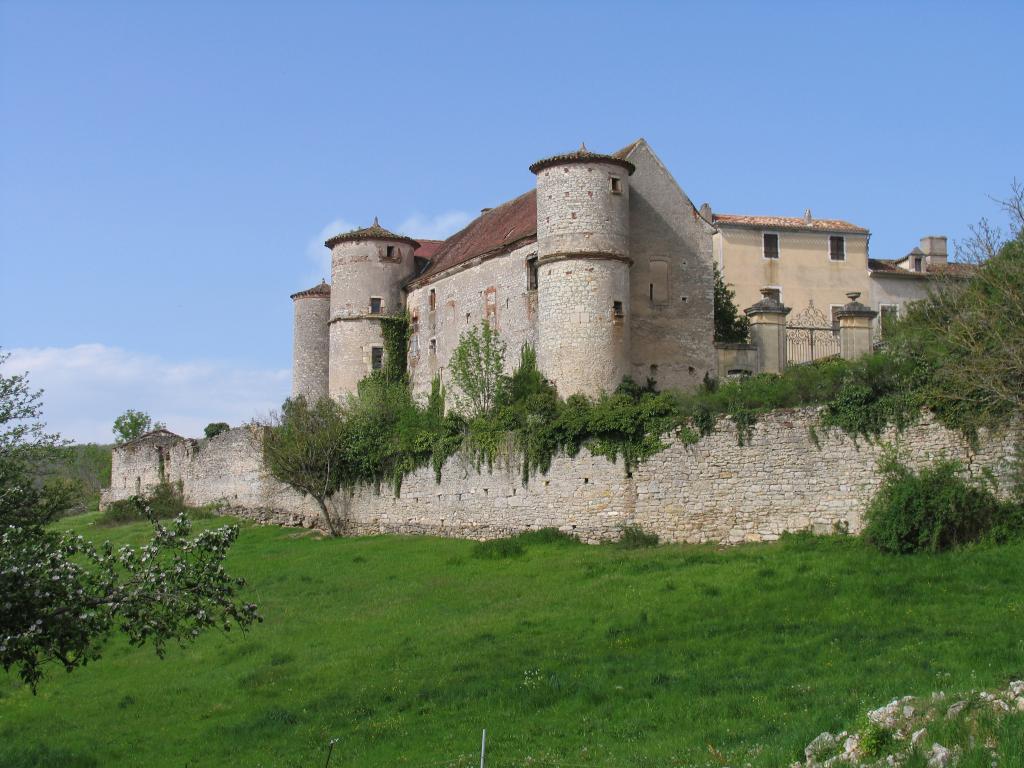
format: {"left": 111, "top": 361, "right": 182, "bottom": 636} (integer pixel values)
{"left": 610, "top": 176, "right": 622, "bottom": 195}
{"left": 369, "top": 297, "right": 382, "bottom": 314}
{"left": 429, "top": 338, "right": 437, "bottom": 355}
{"left": 371, "top": 347, "right": 384, "bottom": 370}
{"left": 429, "top": 289, "right": 436, "bottom": 311}
{"left": 386, "top": 245, "right": 396, "bottom": 259}
{"left": 829, "top": 235, "right": 846, "bottom": 261}
{"left": 527, "top": 256, "right": 539, "bottom": 290}
{"left": 612, "top": 300, "right": 624, "bottom": 318}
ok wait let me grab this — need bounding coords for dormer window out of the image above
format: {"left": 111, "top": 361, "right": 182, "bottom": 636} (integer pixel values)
{"left": 610, "top": 176, "right": 622, "bottom": 195}
{"left": 829, "top": 235, "right": 846, "bottom": 261}
{"left": 369, "top": 297, "right": 382, "bottom": 314}
{"left": 763, "top": 233, "right": 780, "bottom": 259}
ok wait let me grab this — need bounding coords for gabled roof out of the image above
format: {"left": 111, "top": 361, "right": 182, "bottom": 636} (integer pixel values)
{"left": 324, "top": 217, "right": 420, "bottom": 249}
{"left": 407, "top": 189, "right": 538, "bottom": 287}
{"left": 712, "top": 213, "right": 869, "bottom": 234}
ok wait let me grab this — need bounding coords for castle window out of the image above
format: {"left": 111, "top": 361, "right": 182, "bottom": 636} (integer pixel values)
{"left": 913, "top": 256, "right": 923, "bottom": 272}
{"left": 649, "top": 260, "right": 668, "bottom": 304}
{"left": 763, "top": 233, "right": 780, "bottom": 259}
{"left": 527, "top": 256, "right": 538, "bottom": 290}
{"left": 610, "top": 176, "right": 622, "bottom": 195}
{"left": 429, "top": 289, "right": 436, "bottom": 311}
{"left": 371, "top": 346, "right": 384, "bottom": 370}
{"left": 829, "top": 235, "right": 846, "bottom": 261}
{"left": 612, "top": 300, "right": 624, "bottom": 318}
{"left": 429, "top": 338, "right": 437, "bottom": 355}
{"left": 386, "top": 245, "right": 395, "bottom": 259}
{"left": 369, "top": 297, "right": 382, "bottom": 314}
{"left": 410, "top": 334, "right": 419, "bottom": 355}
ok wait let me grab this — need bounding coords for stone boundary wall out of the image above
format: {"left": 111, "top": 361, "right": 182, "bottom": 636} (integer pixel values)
{"left": 101, "top": 409, "right": 1019, "bottom": 544}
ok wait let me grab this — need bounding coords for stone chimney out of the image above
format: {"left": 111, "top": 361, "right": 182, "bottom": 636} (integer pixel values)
{"left": 699, "top": 202, "right": 713, "bottom": 222}
{"left": 803, "top": 208, "right": 813, "bottom": 224}
{"left": 920, "top": 235, "right": 948, "bottom": 267}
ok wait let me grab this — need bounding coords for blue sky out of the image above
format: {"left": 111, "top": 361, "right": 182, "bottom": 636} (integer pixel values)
{"left": 1, "top": 0, "right": 1021, "bottom": 442}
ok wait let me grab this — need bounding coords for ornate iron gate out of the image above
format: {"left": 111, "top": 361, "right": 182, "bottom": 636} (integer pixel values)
{"left": 786, "top": 302, "right": 840, "bottom": 365}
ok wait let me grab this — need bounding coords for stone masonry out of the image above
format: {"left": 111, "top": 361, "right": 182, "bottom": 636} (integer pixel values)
{"left": 101, "top": 409, "right": 1019, "bottom": 545}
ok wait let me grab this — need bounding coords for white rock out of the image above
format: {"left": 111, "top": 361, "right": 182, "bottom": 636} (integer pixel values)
{"left": 805, "top": 731, "right": 837, "bottom": 762}
{"left": 946, "top": 700, "right": 968, "bottom": 719}
{"left": 912, "top": 728, "right": 927, "bottom": 747}
{"left": 927, "top": 743, "right": 951, "bottom": 768}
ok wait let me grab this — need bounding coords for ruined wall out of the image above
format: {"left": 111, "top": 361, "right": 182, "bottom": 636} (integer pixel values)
{"left": 102, "top": 410, "right": 1019, "bottom": 546}
{"left": 405, "top": 242, "right": 539, "bottom": 399}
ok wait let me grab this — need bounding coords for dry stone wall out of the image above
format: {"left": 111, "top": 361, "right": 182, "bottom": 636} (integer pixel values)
{"left": 102, "top": 409, "right": 1019, "bottom": 545}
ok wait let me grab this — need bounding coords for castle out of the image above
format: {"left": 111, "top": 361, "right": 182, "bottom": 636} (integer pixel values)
{"left": 291, "top": 139, "right": 716, "bottom": 402}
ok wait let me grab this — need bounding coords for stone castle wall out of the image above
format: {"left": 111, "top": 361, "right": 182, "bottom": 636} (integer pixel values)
{"left": 101, "top": 409, "right": 1019, "bottom": 545}
{"left": 291, "top": 294, "right": 330, "bottom": 401}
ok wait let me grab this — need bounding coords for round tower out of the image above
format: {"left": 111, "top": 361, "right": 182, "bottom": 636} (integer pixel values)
{"left": 325, "top": 218, "right": 419, "bottom": 399}
{"left": 290, "top": 280, "right": 331, "bottom": 402}
{"left": 530, "top": 144, "right": 635, "bottom": 397}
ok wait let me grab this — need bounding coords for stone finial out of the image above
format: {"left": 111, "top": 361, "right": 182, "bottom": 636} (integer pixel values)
{"left": 803, "top": 208, "right": 813, "bottom": 223}
{"left": 699, "top": 202, "right": 713, "bottom": 221}
{"left": 846, "top": 292, "right": 861, "bottom": 302}
{"left": 579, "top": 141, "right": 588, "bottom": 152}
{"left": 744, "top": 287, "right": 790, "bottom": 317}
{"left": 373, "top": 216, "right": 380, "bottom": 227}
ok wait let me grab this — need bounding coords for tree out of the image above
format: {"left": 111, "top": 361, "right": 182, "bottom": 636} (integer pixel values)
{"left": 887, "top": 180, "right": 1024, "bottom": 435}
{"left": 204, "top": 422, "right": 231, "bottom": 439}
{"left": 112, "top": 409, "right": 166, "bottom": 444}
{"left": 258, "top": 396, "right": 353, "bottom": 536}
{"left": 713, "top": 264, "right": 750, "bottom": 343}
{"left": 0, "top": 352, "right": 259, "bottom": 691}
{"left": 449, "top": 320, "right": 508, "bottom": 417}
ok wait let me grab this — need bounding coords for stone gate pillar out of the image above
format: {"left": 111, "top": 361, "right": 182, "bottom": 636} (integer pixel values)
{"left": 744, "top": 288, "right": 791, "bottom": 375}
{"left": 835, "top": 292, "right": 878, "bottom": 360}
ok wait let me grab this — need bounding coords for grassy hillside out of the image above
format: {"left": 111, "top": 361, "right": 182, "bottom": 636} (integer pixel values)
{"left": 2, "top": 516, "right": 1023, "bottom": 767}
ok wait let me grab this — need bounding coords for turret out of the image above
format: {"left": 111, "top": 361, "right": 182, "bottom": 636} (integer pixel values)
{"left": 529, "top": 144, "right": 635, "bottom": 397}
{"left": 325, "top": 218, "right": 419, "bottom": 398}
{"left": 290, "top": 280, "right": 330, "bottom": 401}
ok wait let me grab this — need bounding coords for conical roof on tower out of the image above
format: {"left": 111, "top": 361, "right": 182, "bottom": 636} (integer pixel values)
{"left": 529, "top": 142, "right": 636, "bottom": 176}
{"left": 289, "top": 279, "right": 331, "bottom": 300}
{"left": 323, "top": 217, "right": 420, "bottom": 249}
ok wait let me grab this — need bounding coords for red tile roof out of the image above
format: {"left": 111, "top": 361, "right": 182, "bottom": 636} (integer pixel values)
{"left": 324, "top": 217, "right": 420, "bottom": 249}
{"left": 407, "top": 189, "right": 538, "bottom": 287}
{"left": 713, "top": 213, "right": 869, "bottom": 234}
{"left": 868, "top": 258, "right": 977, "bottom": 279}
{"left": 413, "top": 239, "right": 444, "bottom": 260}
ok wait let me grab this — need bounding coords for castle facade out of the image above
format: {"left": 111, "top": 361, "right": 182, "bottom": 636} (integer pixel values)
{"left": 291, "top": 139, "right": 716, "bottom": 402}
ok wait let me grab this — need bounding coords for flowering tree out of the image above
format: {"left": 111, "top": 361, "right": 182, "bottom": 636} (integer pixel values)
{"left": 0, "top": 351, "right": 259, "bottom": 691}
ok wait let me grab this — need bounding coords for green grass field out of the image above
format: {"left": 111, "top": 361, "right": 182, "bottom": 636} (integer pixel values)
{"left": 2, "top": 514, "right": 1023, "bottom": 767}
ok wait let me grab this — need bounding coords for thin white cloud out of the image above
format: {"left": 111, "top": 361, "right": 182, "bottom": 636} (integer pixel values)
{"left": 1, "top": 344, "right": 289, "bottom": 444}
{"left": 398, "top": 211, "right": 473, "bottom": 240}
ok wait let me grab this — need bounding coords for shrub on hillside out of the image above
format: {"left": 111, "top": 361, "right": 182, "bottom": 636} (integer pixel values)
{"left": 863, "top": 456, "right": 1024, "bottom": 553}
{"left": 616, "top": 525, "right": 660, "bottom": 549}
{"left": 98, "top": 481, "right": 219, "bottom": 526}
{"left": 204, "top": 422, "right": 230, "bottom": 439}
{"left": 471, "top": 537, "right": 526, "bottom": 560}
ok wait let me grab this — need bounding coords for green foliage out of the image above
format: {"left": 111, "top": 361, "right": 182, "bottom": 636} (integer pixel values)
{"left": 513, "top": 527, "right": 580, "bottom": 546}
{"left": 0, "top": 357, "right": 257, "bottom": 692}
{"left": 378, "top": 313, "right": 412, "bottom": 385}
{"left": 203, "top": 422, "right": 230, "bottom": 439}
{"left": 713, "top": 263, "right": 750, "bottom": 343}
{"left": 112, "top": 410, "right": 166, "bottom": 444}
{"left": 863, "top": 453, "right": 1024, "bottom": 554}
{"left": 449, "top": 320, "right": 507, "bottom": 418}
{"left": 96, "top": 481, "right": 219, "bottom": 527}
{"left": 859, "top": 719, "right": 895, "bottom": 758}
{"left": 616, "top": 525, "right": 660, "bottom": 548}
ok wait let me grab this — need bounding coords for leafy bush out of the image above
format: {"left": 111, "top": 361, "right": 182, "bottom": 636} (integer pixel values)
{"left": 616, "top": 525, "right": 660, "bottom": 549}
{"left": 97, "top": 481, "right": 219, "bottom": 527}
{"left": 204, "top": 422, "right": 230, "bottom": 439}
{"left": 471, "top": 537, "right": 526, "bottom": 560}
{"left": 863, "top": 455, "right": 1024, "bottom": 553}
